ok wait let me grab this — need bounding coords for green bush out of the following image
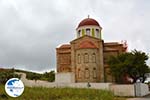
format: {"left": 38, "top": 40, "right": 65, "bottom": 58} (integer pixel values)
{"left": 22, "top": 70, "right": 55, "bottom": 82}
{"left": 0, "top": 69, "right": 20, "bottom": 84}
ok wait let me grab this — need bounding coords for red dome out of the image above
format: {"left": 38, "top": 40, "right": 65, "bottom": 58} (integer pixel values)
{"left": 77, "top": 18, "right": 100, "bottom": 28}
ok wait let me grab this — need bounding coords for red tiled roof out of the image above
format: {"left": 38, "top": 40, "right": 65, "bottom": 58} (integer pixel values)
{"left": 59, "top": 44, "right": 71, "bottom": 49}
{"left": 79, "top": 41, "right": 97, "bottom": 49}
{"left": 104, "top": 42, "right": 122, "bottom": 46}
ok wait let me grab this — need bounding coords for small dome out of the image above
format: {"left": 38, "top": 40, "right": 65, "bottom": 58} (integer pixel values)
{"left": 77, "top": 18, "right": 100, "bottom": 28}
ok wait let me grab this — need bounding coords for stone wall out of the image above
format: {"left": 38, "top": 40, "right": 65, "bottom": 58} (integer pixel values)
{"left": 56, "top": 46, "right": 71, "bottom": 72}
{"left": 75, "top": 49, "right": 101, "bottom": 82}
{"left": 70, "top": 36, "right": 104, "bottom": 82}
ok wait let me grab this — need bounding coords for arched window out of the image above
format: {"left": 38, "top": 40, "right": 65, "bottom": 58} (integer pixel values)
{"left": 93, "top": 68, "right": 97, "bottom": 78}
{"left": 86, "top": 28, "right": 90, "bottom": 36}
{"left": 78, "top": 68, "right": 81, "bottom": 78}
{"left": 84, "top": 53, "right": 89, "bottom": 63}
{"left": 78, "top": 54, "right": 81, "bottom": 64}
{"left": 78, "top": 30, "right": 81, "bottom": 37}
{"left": 96, "top": 29, "right": 99, "bottom": 38}
{"left": 85, "top": 68, "right": 90, "bottom": 79}
{"left": 92, "top": 53, "right": 96, "bottom": 63}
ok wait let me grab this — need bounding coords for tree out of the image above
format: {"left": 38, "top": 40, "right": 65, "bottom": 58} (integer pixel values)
{"left": 42, "top": 71, "right": 55, "bottom": 82}
{"left": 26, "top": 72, "right": 41, "bottom": 82}
{"left": 130, "top": 50, "right": 150, "bottom": 83}
{"left": 48, "top": 71, "right": 55, "bottom": 82}
{"left": 108, "top": 50, "right": 150, "bottom": 84}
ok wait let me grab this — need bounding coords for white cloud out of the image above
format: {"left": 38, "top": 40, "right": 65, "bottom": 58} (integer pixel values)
{"left": 0, "top": 0, "right": 150, "bottom": 72}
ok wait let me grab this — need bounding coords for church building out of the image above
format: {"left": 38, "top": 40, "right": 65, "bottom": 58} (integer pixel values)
{"left": 56, "top": 17, "right": 127, "bottom": 83}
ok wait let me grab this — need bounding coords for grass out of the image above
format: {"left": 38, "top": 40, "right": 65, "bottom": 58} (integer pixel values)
{"left": 0, "top": 85, "right": 126, "bottom": 100}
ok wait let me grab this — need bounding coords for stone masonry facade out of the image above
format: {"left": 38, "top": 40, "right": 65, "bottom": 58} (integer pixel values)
{"left": 56, "top": 17, "right": 127, "bottom": 82}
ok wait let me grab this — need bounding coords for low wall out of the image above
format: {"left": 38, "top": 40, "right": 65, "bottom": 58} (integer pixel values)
{"left": 135, "top": 83, "right": 150, "bottom": 96}
{"left": 16, "top": 72, "right": 111, "bottom": 90}
{"left": 110, "top": 83, "right": 150, "bottom": 97}
{"left": 22, "top": 80, "right": 111, "bottom": 90}
{"left": 110, "top": 84, "right": 135, "bottom": 96}
{"left": 68, "top": 83, "right": 111, "bottom": 90}
{"left": 15, "top": 72, "right": 57, "bottom": 88}
{"left": 140, "top": 83, "right": 149, "bottom": 96}
{"left": 16, "top": 72, "right": 150, "bottom": 97}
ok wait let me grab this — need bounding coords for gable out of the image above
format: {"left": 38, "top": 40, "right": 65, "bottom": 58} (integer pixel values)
{"left": 79, "top": 40, "right": 98, "bottom": 49}
{"left": 70, "top": 35, "right": 103, "bottom": 50}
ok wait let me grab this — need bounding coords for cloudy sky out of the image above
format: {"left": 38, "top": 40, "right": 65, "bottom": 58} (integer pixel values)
{"left": 0, "top": 0, "right": 150, "bottom": 73}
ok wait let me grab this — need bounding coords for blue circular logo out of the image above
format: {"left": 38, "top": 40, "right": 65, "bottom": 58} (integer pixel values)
{"left": 5, "top": 78, "right": 24, "bottom": 97}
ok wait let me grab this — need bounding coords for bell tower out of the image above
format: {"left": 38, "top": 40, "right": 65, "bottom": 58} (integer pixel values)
{"left": 76, "top": 17, "right": 102, "bottom": 39}
{"left": 70, "top": 17, "right": 104, "bottom": 82}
